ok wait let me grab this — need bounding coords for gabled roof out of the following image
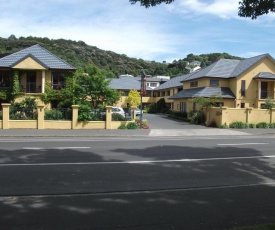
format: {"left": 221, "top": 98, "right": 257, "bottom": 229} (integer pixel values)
{"left": 169, "top": 87, "right": 235, "bottom": 99}
{"left": 254, "top": 72, "right": 275, "bottom": 80}
{"left": 0, "top": 44, "right": 76, "bottom": 70}
{"left": 183, "top": 54, "right": 273, "bottom": 82}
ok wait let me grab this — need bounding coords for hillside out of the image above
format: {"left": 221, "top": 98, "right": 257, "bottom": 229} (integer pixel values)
{"left": 0, "top": 35, "right": 243, "bottom": 78}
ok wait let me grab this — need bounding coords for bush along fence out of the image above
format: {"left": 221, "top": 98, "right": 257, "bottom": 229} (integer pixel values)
{"left": 207, "top": 107, "right": 275, "bottom": 128}
{"left": 0, "top": 104, "right": 138, "bottom": 130}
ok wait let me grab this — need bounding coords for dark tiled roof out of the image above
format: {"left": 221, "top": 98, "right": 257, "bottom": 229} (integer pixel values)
{"left": 109, "top": 77, "right": 153, "bottom": 91}
{"left": 169, "top": 87, "right": 236, "bottom": 99}
{"left": 184, "top": 54, "right": 273, "bottom": 81}
{"left": 254, "top": 72, "right": 275, "bottom": 80}
{"left": 155, "top": 72, "right": 195, "bottom": 90}
{"left": 0, "top": 44, "right": 76, "bottom": 70}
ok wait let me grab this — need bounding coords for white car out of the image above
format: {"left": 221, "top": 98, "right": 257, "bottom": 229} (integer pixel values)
{"left": 135, "top": 108, "right": 141, "bottom": 116}
{"left": 112, "top": 107, "right": 125, "bottom": 116}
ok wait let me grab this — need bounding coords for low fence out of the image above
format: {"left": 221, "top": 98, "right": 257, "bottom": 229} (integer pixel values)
{"left": 207, "top": 107, "right": 275, "bottom": 127}
{"left": 0, "top": 104, "right": 137, "bottom": 130}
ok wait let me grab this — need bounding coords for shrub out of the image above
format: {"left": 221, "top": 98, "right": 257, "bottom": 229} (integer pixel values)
{"left": 135, "top": 118, "right": 149, "bottom": 129}
{"left": 248, "top": 123, "right": 256, "bottom": 128}
{"left": 45, "top": 109, "right": 63, "bottom": 120}
{"left": 220, "top": 124, "right": 229, "bottom": 129}
{"left": 229, "top": 121, "right": 248, "bottom": 129}
{"left": 118, "top": 124, "right": 127, "bottom": 129}
{"left": 112, "top": 113, "right": 127, "bottom": 121}
{"left": 78, "top": 104, "right": 91, "bottom": 122}
{"left": 174, "top": 111, "right": 188, "bottom": 118}
{"left": 147, "top": 104, "right": 157, "bottom": 113}
{"left": 189, "top": 111, "right": 206, "bottom": 124}
{"left": 256, "top": 122, "right": 270, "bottom": 128}
{"left": 156, "top": 98, "right": 167, "bottom": 113}
{"left": 126, "top": 122, "right": 139, "bottom": 129}
{"left": 10, "top": 97, "right": 37, "bottom": 120}
{"left": 270, "top": 123, "right": 275, "bottom": 128}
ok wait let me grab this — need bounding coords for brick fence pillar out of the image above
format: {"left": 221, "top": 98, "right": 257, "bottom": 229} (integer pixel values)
{"left": 71, "top": 105, "right": 79, "bottom": 129}
{"left": 2, "top": 103, "right": 11, "bottom": 129}
{"left": 106, "top": 106, "right": 112, "bottom": 129}
{"left": 37, "top": 104, "right": 45, "bottom": 129}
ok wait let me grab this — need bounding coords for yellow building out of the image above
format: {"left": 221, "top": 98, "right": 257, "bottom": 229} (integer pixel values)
{"left": 169, "top": 54, "right": 275, "bottom": 112}
{"left": 0, "top": 44, "right": 76, "bottom": 107}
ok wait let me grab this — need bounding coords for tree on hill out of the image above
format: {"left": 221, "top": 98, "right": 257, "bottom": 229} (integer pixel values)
{"left": 0, "top": 36, "right": 242, "bottom": 78}
{"left": 130, "top": 0, "right": 275, "bottom": 19}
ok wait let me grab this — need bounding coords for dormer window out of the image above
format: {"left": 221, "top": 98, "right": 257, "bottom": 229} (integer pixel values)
{"left": 190, "top": 81, "right": 198, "bottom": 88}
{"left": 210, "top": 79, "right": 219, "bottom": 86}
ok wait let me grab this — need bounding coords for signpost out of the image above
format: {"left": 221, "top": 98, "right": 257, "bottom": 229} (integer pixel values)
{"left": 140, "top": 71, "right": 147, "bottom": 127}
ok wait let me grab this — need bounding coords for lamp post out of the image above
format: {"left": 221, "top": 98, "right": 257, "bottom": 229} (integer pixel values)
{"left": 140, "top": 70, "right": 147, "bottom": 128}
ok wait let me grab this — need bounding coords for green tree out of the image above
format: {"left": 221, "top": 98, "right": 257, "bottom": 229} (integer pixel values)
{"left": 189, "top": 95, "right": 221, "bottom": 110}
{"left": 76, "top": 65, "right": 120, "bottom": 107}
{"left": 126, "top": 90, "right": 141, "bottom": 107}
{"left": 238, "top": 0, "right": 275, "bottom": 19}
{"left": 130, "top": 0, "right": 274, "bottom": 19}
{"left": 130, "top": 0, "right": 174, "bottom": 7}
{"left": 261, "top": 97, "right": 275, "bottom": 109}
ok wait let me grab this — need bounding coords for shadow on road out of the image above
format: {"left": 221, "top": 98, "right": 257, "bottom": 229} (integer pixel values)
{"left": 1, "top": 144, "right": 275, "bottom": 229}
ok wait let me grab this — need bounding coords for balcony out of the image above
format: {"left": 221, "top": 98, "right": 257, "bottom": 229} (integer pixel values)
{"left": 21, "top": 83, "right": 41, "bottom": 93}
{"left": 259, "top": 90, "right": 275, "bottom": 99}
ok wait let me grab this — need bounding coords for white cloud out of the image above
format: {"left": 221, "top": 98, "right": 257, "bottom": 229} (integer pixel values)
{"left": 0, "top": 0, "right": 275, "bottom": 62}
{"left": 177, "top": 0, "right": 240, "bottom": 19}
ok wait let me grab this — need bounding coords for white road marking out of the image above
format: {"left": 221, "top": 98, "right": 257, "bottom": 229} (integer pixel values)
{"left": 1, "top": 155, "right": 275, "bottom": 167}
{"left": 217, "top": 143, "right": 269, "bottom": 146}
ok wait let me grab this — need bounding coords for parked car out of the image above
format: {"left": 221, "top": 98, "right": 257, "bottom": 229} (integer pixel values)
{"left": 112, "top": 107, "right": 125, "bottom": 116}
{"left": 135, "top": 108, "right": 141, "bottom": 116}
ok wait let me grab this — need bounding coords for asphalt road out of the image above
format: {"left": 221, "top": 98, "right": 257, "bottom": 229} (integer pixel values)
{"left": 143, "top": 113, "right": 209, "bottom": 129}
{"left": 1, "top": 135, "right": 275, "bottom": 229}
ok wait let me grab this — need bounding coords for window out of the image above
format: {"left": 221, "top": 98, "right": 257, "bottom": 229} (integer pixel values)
{"left": 150, "top": 83, "right": 157, "bottom": 88}
{"left": 241, "top": 103, "right": 245, "bottom": 108}
{"left": 190, "top": 81, "right": 198, "bottom": 88}
{"left": 0, "top": 70, "right": 11, "bottom": 88}
{"left": 241, "top": 80, "right": 246, "bottom": 96}
{"left": 261, "top": 82, "right": 268, "bottom": 99}
{"left": 121, "top": 91, "right": 128, "bottom": 96}
{"left": 52, "top": 72, "right": 65, "bottom": 90}
{"left": 210, "top": 79, "right": 219, "bottom": 86}
{"left": 180, "top": 102, "right": 186, "bottom": 112}
{"left": 214, "top": 102, "right": 224, "bottom": 107}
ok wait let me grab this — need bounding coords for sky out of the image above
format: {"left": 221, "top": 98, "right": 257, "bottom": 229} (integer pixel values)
{"left": 1, "top": 0, "right": 275, "bottom": 63}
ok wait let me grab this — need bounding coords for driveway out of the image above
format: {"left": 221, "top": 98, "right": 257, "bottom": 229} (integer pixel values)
{"left": 143, "top": 113, "right": 208, "bottom": 129}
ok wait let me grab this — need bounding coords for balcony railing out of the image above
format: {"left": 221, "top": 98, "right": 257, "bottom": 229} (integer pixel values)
{"left": 259, "top": 90, "right": 275, "bottom": 99}
{"left": 21, "top": 83, "right": 41, "bottom": 93}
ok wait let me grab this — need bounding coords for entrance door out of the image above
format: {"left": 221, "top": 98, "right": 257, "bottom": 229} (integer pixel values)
{"left": 26, "top": 72, "right": 36, "bottom": 93}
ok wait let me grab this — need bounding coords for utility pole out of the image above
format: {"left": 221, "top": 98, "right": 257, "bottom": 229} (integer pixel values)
{"left": 140, "top": 70, "right": 147, "bottom": 128}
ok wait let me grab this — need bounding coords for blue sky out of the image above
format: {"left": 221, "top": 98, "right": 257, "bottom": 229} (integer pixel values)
{"left": 1, "top": 0, "right": 275, "bottom": 62}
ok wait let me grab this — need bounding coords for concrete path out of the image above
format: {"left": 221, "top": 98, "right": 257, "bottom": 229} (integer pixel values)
{"left": 149, "top": 128, "right": 249, "bottom": 136}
